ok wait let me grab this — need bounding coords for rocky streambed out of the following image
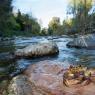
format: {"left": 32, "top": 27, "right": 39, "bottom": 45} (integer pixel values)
{"left": 1, "top": 35, "right": 95, "bottom": 95}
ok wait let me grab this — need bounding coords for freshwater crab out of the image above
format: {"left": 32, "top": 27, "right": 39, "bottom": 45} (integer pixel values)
{"left": 61, "top": 65, "right": 95, "bottom": 87}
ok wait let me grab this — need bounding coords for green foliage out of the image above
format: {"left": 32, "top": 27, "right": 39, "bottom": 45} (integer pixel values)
{"left": 0, "top": 0, "right": 12, "bottom": 36}
{"left": 0, "top": 2, "right": 41, "bottom": 37}
{"left": 0, "top": 0, "right": 95, "bottom": 36}
{"left": 7, "top": 15, "right": 20, "bottom": 30}
{"left": 40, "top": 28, "right": 48, "bottom": 36}
{"left": 0, "top": 0, "right": 41, "bottom": 37}
{"left": 67, "top": 0, "right": 93, "bottom": 34}
{"left": 14, "top": 10, "right": 41, "bottom": 36}
{"left": 15, "top": 10, "right": 41, "bottom": 36}
{"left": 46, "top": 0, "right": 94, "bottom": 36}
{"left": 48, "top": 17, "right": 61, "bottom": 35}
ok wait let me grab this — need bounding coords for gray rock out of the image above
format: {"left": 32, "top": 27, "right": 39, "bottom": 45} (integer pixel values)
{"left": 15, "top": 42, "right": 59, "bottom": 57}
{"left": 67, "top": 34, "right": 95, "bottom": 49}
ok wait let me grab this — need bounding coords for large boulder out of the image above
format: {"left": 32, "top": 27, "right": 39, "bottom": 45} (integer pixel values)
{"left": 15, "top": 42, "right": 59, "bottom": 58}
{"left": 8, "top": 60, "right": 95, "bottom": 95}
{"left": 67, "top": 34, "right": 95, "bottom": 49}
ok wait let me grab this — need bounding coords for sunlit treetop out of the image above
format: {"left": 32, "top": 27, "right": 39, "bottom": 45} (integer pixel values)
{"left": 68, "top": 0, "right": 93, "bottom": 12}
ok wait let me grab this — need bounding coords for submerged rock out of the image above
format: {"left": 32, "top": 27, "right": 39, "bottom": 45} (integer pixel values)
{"left": 15, "top": 42, "right": 59, "bottom": 58}
{"left": 67, "top": 34, "right": 95, "bottom": 49}
{"left": 8, "top": 60, "right": 95, "bottom": 95}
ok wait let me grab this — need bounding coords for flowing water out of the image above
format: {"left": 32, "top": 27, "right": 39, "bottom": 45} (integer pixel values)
{"left": 0, "top": 36, "right": 95, "bottom": 81}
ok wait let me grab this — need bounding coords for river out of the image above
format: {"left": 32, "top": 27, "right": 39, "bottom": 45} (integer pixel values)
{"left": 0, "top": 36, "right": 95, "bottom": 80}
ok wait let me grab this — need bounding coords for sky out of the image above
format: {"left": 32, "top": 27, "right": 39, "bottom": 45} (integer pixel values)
{"left": 12, "top": 0, "right": 69, "bottom": 28}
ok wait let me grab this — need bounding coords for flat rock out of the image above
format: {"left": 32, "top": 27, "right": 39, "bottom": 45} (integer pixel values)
{"left": 8, "top": 60, "right": 95, "bottom": 95}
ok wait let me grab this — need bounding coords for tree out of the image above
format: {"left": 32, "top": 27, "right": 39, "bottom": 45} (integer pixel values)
{"left": 40, "top": 28, "right": 48, "bottom": 35}
{"left": 7, "top": 14, "right": 20, "bottom": 31}
{"left": 0, "top": 0, "right": 12, "bottom": 36}
{"left": 16, "top": 10, "right": 24, "bottom": 31}
{"left": 0, "top": 0, "right": 41, "bottom": 36}
{"left": 48, "top": 17, "right": 61, "bottom": 35}
{"left": 68, "top": 0, "right": 93, "bottom": 34}
{"left": 62, "top": 19, "right": 74, "bottom": 34}
{"left": 15, "top": 10, "right": 41, "bottom": 36}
